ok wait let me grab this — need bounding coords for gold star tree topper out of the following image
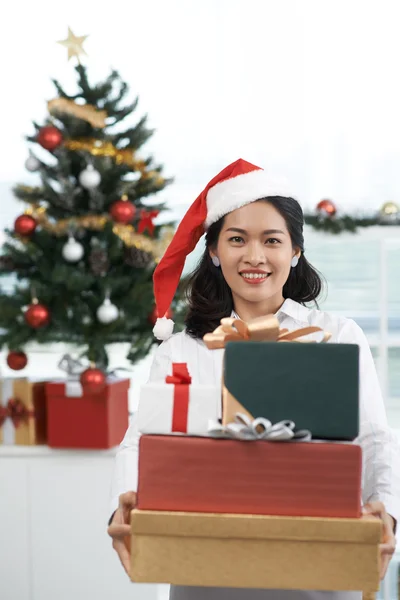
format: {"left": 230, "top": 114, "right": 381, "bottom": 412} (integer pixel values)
{"left": 58, "top": 27, "right": 88, "bottom": 61}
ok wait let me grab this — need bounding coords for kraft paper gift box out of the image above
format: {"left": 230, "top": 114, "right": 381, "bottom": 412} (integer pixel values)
{"left": 222, "top": 341, "right": 359, "bottom": 441}
{"left": 138, "top": 363, "right": 220, "bottom": 435}
{"left": 130, "top": 510, "right": 382, "bottom": 593}
{"left": 0, "top": 378, "right": 47, "bottom": 446}
{"left": 137, "top": 434, "right": 362, "bottom": 518}
{"left": 46, "top": 377, "right": 129, "bottom": 449}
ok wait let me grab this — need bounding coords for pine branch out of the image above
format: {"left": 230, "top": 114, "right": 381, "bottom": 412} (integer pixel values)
{"left": 13, "top": 184, "right": 44, "bottom": 203}
{"left": 51, "top": 78, "right": 73, "bottom": 99}
{"left": 108, "top": 100, "right": 139, "bottom": 124}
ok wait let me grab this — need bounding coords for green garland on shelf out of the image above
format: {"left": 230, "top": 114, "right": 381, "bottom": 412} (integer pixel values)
{"left": 304, "top": 199, "right": 400, "bottom": 234}
{"left": 304, "top": 214, "right": 385, "bottom": 234}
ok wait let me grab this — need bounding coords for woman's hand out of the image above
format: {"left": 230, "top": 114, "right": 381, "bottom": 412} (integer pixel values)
{"left": 363, "top": 501, "right": 396, "bottom": 580}
{"left": 107, "top": 491, "right": 137, "bottom": 575}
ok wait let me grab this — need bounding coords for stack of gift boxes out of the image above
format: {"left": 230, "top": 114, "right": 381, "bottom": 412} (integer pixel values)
{"left": 131, "top": 317, "right": 382, "bottom": 594}
{"left": 0, "top": 366, "right": 130, "bottom": 450}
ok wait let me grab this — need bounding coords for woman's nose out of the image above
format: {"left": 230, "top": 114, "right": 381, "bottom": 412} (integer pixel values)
{"left": 243, "top": 242, "right": 267, "bottom": 265}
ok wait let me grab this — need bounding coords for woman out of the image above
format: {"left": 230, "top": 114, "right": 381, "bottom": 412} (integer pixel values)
{"left": 108, "top": 159, "right": 398, "bottom": 600}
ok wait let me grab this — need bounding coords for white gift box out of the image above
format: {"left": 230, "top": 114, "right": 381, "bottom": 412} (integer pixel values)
{"left": 138, "top": 382, "right": 221, "bottom": 436}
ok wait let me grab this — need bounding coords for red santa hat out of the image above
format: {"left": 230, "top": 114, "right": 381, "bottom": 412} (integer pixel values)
{"left": 152, "top": 158, "right": 293, "bottom": 340}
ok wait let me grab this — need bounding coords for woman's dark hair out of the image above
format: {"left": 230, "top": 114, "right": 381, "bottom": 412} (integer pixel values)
{"left": 184, "top": 197, "right": 325, "bottom": 339}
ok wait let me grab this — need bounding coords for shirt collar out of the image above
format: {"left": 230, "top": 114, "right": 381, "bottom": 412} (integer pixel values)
{"left": 232, "top": 298, "right": 310, "bottom": 325}
{"left": 276, "top": 298, "right": 310, "bottom": 324}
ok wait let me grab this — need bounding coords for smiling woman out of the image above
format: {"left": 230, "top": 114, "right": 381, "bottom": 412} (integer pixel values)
{"left": 109, "top": 158, "right": 399, "bottom": 600}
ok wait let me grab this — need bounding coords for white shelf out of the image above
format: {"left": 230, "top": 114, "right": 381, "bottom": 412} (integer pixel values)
{"left": 0, "top": 444, "right": 118, "bottom": 458}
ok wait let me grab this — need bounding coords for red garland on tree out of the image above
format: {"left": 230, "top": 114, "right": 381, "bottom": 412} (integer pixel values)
{"left": 80, "top": 367, "right": 107, "bottom": 394}
{"left": 138, "top": 209, "right": 159, "bottom": 236}
{"left": 316, "top": 199, "right": 337, "bottom": 217}
{"left": 25, "top": 303, "right": 51, "bottom": 328}
{"left": 148, "top": 305, "right": 174, "bottom": 326}
{"left": 37, "top": 126, "right": 63, "bottom": 151}
{"left": 7, "top": 351, "right": 28, "bottom": 370}
{"left": 14, "top": 214, "right": 37, "bottom": 236}
{"left": 109, "top": 197, "right": 136, "bottom": 224}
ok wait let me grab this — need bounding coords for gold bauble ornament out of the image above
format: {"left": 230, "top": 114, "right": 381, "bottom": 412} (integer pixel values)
{"left": 380, "top": 201, "right": 399, "bottom": 216}
{"left": 379, "top": 201, "right": 400, "bottom": 224}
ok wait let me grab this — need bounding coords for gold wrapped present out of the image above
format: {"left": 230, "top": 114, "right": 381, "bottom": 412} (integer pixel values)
{"left": 130, "top": 510, "right": 381, "bottom": 592}
{"left": 0, "top": 378, "right": 47, "bottom": 445}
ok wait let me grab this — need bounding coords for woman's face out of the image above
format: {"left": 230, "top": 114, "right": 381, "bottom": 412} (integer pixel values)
{"left": 211, "top": 201, "right": 299, "bottom": 311}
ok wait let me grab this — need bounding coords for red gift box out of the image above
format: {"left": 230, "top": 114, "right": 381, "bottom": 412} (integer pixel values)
{"left": 137, "top": 435, "right": 362, "bottom": 518}
{"left": 46, "top": 378, "right": 130, "bottom": 449}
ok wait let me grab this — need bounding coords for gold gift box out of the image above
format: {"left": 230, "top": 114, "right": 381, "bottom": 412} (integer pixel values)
{"left": 130, "top": 510, "right": 381, "bottom": 593}
{"left": 0, "top": 379, "right": 47, "bottom": 445}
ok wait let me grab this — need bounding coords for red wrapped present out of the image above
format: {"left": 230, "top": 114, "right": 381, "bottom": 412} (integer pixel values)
{"left": 46, "top": 377, "right": 130, "bottom": 449}
{"left": 137, "top": 435, "right": 362, "bottom": 518}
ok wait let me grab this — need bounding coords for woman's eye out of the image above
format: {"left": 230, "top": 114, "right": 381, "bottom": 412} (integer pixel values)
{"left": 228, "top": 236, "right": 244, "bottom": 243}
{"left": 266, "top": 238, "right": 280, "bottom": 244}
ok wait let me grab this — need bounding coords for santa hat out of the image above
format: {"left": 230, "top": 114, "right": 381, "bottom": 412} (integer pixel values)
{"left": 152, "top": 158, "right": 293, "bottom": 340}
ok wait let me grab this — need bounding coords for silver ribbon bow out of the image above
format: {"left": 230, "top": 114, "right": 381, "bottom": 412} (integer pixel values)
{"left": 58, "top": 354, "right": 87, "bottom": 377}
{"left": 207, "top": 413, "right": 312, "bottom": 442}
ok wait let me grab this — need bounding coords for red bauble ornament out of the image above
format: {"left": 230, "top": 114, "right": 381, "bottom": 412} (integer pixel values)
{"left": 80, "top": 368, "right": 107, "bottom": 395}
{"left": 25, "top": 303, "right": 50, "bottom": 328}
{"left": 148, "top": 306, "right": 174, "bottom": 326}
{"left": 37, "top": 126, "right": 63, "bottom": 151}
{"left": 316, "top": 199, "right": 337, "bottom": 217}
{"left": 7, "top": 351, "right": 28, "bottom": 371}
{"left": 110, "top": 198, "right": 136, "bottom": 224}
{"left": 14, "top": 215, "right": 37, "bottom": 236}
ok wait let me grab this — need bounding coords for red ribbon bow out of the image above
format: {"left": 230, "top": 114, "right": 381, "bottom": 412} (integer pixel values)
{"left": 138, "top": 209, "right": 159, "bottom": 236}
{"left": 0, "top": 399, "right": 34, "bottom": 429}
{"left": 165, "top": 363, "right": 192, "bottom": 433}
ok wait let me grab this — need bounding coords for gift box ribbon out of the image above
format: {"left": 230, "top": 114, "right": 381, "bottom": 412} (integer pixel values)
{"left": 0, "top": 398, "right": 35, "bottom": 429}
{"left": 208, "top": 412, "right": 311, "bottom": 442}
{"left": 165, "top": 363, "right": 192, "bottom": 433}
{"left": 203, "top": 315, "right": 331, "bottom": 349}
{"left": 58, "top": 353, "right": 131, "bottom": 397}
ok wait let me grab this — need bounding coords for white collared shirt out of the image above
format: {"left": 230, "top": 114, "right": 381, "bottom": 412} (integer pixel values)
{"left": 110, "top": 298, "right": 400, "bottom": 525}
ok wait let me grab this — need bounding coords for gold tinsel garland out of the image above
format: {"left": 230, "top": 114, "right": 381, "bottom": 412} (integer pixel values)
{"left": 63, "top": 138, "right": 165, "bottom": 185}
{"left": 26, "top": 205, "right": 173, "bottom": 262}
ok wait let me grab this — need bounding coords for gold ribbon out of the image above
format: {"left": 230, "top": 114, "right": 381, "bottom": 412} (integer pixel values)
{"left": 48, "top": 98, "right": 107, "bottom": 129}
{"left": 203, "top": 315, "right": 331, "bottom": 349}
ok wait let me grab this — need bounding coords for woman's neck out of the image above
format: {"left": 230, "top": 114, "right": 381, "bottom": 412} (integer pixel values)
{"left": 232, "top": 295, "right": 285, "bottom": 322}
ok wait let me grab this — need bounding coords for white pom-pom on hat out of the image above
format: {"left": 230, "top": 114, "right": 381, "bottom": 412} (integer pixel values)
{"left": 153, "top": 316, "right": 175, "bottom": 341}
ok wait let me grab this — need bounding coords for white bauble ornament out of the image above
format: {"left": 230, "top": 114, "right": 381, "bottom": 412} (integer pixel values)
{"left": 79, "top": 164, "right": 101, "bottom": 189}
{"left": 62, "top": 236, "right": 84, "bottom": 262}
{"left": 97, "top": 298, "right": 119, "bottom": 324}
{"left": 25, "top": 155, "right": 40, "bottom": 172}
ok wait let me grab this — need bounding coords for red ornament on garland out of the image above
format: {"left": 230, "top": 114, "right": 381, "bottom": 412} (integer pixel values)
{"left": 316, "top": 199, "right": 337, "bottom": 217}
{"left": 148, "top": 305, "right": 174, "bottom": 326}
{"left": 37, "top": 126, "right": 63, "bottom": 151}
{"left": 14, "top": 215, "right": 37, "bottom": 236}
{"left": 80, "top": 367, "right": 107, "bottom": 395}
{"left": 110, "top": 196, "right": 136, "bottom": 224}
{"left": 25, "top": 303, "right": 50, "bottom": 328}
{"left": 138, "top": 209, "right": 160, "bottom": 236}
{"left": 7, "top": 351, "right": 28, "bottom": 371}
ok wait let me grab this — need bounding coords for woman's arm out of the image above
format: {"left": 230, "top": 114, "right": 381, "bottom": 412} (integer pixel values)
{"left": 338, "top": 319, "right": 400, "bottom": 527}
{"left": 109, "top": 339, "right": 173, "bottom": 514}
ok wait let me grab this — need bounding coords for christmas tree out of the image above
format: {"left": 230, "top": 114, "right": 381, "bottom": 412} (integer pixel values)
{"left": 0, "top": 28, "right": 179, "bottom": 376}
